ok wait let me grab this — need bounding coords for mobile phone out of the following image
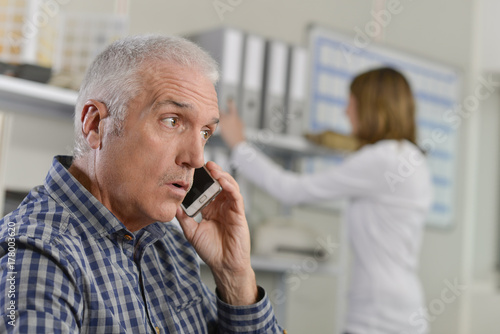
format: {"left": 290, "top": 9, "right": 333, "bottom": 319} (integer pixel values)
{"left": 181, "top": 165, "right": 222, "bottom": 217}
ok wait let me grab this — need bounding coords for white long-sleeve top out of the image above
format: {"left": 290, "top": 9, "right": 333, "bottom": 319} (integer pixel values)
{"left": 230, "top": 139, "right": 433, "bottom": 334}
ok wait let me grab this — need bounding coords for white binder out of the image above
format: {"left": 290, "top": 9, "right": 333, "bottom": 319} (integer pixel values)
{"left": 261, "top": 40, "right": 289, "bottom": 133}
{"left": 239, "top": 33, "right": 266, "bottom": 130}
{"left": 285, "top": 46, "right": 309, "bottom": 136}
{"left": 188, "top": 27, "right": 244, "bottom": 112}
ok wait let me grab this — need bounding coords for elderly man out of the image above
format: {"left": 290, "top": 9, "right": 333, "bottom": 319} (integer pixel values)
{"left": 0, "top": 35, "right": 283, "bottom": 333}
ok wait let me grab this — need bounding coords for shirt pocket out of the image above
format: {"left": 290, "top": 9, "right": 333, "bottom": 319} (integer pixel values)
{"left": 173, "top": 295, "right": 203, "bottom": 313}
{"left": 169, "top": 295, "right": 209, "bottom": 333}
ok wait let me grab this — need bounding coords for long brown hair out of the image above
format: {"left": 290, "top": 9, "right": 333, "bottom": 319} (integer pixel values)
{"left": 350, "top": 67, "right": 417, "bottom": 147}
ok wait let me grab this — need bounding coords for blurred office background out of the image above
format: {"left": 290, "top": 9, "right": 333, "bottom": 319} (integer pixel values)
{"left": 0, "top": 0, "right": 499, "bottom": 333}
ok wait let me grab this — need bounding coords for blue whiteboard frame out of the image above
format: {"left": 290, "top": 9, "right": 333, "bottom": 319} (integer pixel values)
{"left": 307, "top": 26, "right": 462, "bottom": 228}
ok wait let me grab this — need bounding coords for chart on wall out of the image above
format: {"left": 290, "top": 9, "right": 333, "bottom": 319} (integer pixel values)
{"left": 306, "top": 25, "right": 461, "bottom": 228}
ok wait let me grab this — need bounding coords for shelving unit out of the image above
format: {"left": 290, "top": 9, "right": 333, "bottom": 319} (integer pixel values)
{"left": 0, "top": 75, "right": 77, "bottom": 214}
{"left": 0, "top": 75, "right": 77, "bottom": 118}
{"left": 245, "top": 128, "right": 341, "bottom": 157}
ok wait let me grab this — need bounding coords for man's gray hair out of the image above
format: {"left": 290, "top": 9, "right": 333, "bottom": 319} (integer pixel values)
{"left": 73, "top": 34, "right": 220, "bottom": 159}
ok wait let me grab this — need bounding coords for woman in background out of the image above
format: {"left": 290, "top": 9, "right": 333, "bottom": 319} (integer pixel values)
{"left": 220, "top": 67, "right": 433, "bottom": 334}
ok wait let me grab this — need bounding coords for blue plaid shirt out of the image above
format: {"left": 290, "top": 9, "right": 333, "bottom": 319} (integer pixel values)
{"left": 0, "top": 156, "right": 282, "bottom": 333}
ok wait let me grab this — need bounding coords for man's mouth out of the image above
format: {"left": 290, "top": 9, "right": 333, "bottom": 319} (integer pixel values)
{"left": 170, "top": 181, "right": 190, "bottom": 192}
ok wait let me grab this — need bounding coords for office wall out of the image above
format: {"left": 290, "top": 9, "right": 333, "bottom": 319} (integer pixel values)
{"left": 473, "top": 88, "right": 500, "bottom": 281}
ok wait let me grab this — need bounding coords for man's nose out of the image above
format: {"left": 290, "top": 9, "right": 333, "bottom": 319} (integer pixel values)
{"left": 176, "top": 133, "right": 206, "bottom": 169}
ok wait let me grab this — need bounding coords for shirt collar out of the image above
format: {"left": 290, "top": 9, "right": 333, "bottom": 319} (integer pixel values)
{"left": 44, "top": 156, "right": 168, "bottom": 241}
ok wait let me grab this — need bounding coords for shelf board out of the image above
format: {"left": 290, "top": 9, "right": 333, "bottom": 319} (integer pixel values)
{"left": 199, "top": 254, "right": 341, "bottom": 276}
{"left": 245, "top": 128, "right": 344, "bottom": 157}
{"left": 250, "top": 254, "right": 342, "bottom": 275}
{"left": 0, "top": 75, "right": 77, "bottom": 119}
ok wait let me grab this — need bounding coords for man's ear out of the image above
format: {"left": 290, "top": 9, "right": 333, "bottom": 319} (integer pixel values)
{"left": 80, "top": 100, "right": 109, "bottom": 150}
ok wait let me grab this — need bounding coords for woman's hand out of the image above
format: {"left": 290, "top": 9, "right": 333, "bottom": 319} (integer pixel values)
{"left": 219, "top": 99, "right": 246, "bottom": 149}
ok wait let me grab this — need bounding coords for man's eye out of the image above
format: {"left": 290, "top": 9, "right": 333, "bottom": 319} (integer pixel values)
{"left": 163, "top": 117, "right": 178, "bottom": 128}
{"left": 201, "top": 130, "right": 211, "bottom": 140}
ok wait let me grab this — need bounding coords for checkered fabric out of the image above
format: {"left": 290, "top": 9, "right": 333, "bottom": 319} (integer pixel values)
{"left": 0, "top": 156, "right": 281, "bottom": 333}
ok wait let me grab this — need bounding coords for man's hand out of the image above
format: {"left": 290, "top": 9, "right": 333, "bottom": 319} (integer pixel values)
{"left": 176, "top": 161, "right": 258, "bottom": 306}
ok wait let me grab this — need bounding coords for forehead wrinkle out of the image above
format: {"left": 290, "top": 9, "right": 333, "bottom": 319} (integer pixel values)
{"left": 143, "top": 64, "right": 219, "bottom": 119}
{"left": 150, "top": 80, "right": 218, "bottom": 113}
{"left": 152, "top": 99, "right": 193, "bottom": 111}
{"left": 147, "top": 66, "right": 217, "bottom": 105}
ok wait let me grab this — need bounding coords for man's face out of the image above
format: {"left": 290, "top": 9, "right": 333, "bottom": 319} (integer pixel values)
{"left": 95, "top": 62, "right": 219, "bottom": 229}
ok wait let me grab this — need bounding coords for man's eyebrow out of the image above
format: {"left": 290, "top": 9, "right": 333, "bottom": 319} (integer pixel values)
{"left": 153, "top": 99, "right": 194, "bottom": 110}
{"left": 154, "top": 100, "right": 219, "bottom": 125}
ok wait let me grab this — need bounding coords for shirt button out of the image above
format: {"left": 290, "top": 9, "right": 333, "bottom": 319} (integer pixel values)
{"left": 155, "top": 326, "right": 160, "bottom": 334}
{"left": 124, "top": 234, "right": 133, "bottom": 241}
